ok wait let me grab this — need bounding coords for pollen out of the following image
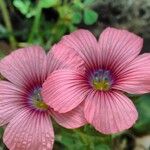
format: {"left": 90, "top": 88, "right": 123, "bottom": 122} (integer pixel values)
{"left": 35, "top": 100, "right": 49, "bottom": 110}
{"left": 93, "top": 79, "right": 110, "bottom": 91}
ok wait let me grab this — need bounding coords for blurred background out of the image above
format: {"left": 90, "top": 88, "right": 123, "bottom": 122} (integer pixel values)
{"left": 0, "top": 0, "right": 150, "bottom": 149}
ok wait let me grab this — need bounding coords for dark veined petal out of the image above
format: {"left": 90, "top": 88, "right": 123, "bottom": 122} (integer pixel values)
{"left": 0, "top": 46, "right": 47, "bottom": 88}
{"left": 42, "top": 69, "right": 89, "bottom": 113}
{"left": 0, "top": 81, "right": 26, "bottom": 126}
{"left": 84, "top": 90, "right": 138, "bottom": 134}
{"left": 98, "top": 27, "right": 143, "bottom": 73}
{"left": 113, "top": 53, "right": 150, "bottom": 94}
{"left": 4, "top": 109, "right": 54, "bottom": 150}
{"left": 60, "top": 29, "right": 98, "bottom": 69}
{"left": 47, "top": 43, "right": 85, "bottom": 75}
{"left": 50, "top": 102, "right": 87, "bottom": 128}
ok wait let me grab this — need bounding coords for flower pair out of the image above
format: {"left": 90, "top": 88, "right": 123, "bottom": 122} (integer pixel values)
{"left": 0, "top": 27, "right": 150, "bottom": 150}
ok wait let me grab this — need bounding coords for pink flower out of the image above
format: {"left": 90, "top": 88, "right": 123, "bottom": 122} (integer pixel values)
{"left": 0, "top": 45, "right": 87, "bottom": 150}
{"left": 42, "top": 27, "right": 150, "bottom": 134}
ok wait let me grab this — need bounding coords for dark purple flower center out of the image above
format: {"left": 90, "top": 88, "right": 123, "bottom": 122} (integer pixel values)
{"left": 91, "top": 69, "right": 113, "bottom": 91}
{"left": 29, "top": 87, "right": 48, "bottom": 111}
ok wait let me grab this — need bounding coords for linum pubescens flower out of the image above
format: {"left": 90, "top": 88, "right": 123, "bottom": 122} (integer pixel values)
{"left": 0, "top": 45, "right": 87, "bottom": 150}
{"left": 42, "top": 27, "right": 150, "bottom": 134}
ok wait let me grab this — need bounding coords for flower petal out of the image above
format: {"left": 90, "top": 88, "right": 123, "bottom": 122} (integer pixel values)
{"left": 98, "top": 27, "right": 143, "bottom": 73}
{"left": 113, "top": 54, "right": 150, "bottom": 94}
{"left": 0, "top": 81, "right": 25, "bottom": 126}
{"left": 84, "top": 90, "right": 138, "bottom": 134}
{"left": 50, "top": 102, "right": 87, "bottom": 128}
{"left": 60, "top": 29, "right": 98, "bottom": 69}
{"left": 42, "top": 70, "right": 89, "bottom": 113}
{"left": 0, "top": 46, "right": 47, "bottom": 88}
{"left": 47, "top": 43, "right": 85, "bottom": 75}
{"left": 3, "top": 109, "right": 54, "bottom": 150}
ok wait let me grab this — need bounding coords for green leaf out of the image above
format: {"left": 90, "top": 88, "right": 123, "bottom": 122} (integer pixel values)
{"left": 73, "top": 1, "right": 84, "bottom": 10}
{"left": 13, "top": 0, "right": 36, "bottom": 18}
{"left": 39, "top": 0, "right": 59, "bottom": 8}
{"left": 72, "top": 12, "right": 82, "bottom": 24}
{"left": 133, "top": 94, "right": 150, "bottom": 134}
{"left": 13, "top": 0, "right": 30, "bottom": 15}
{"left": 83, "top": 9, "right": 98, "bottom": 25}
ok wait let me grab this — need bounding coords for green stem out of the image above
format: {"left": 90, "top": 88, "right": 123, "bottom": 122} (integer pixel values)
{"left": 0, "top": 0, "right": 17, "bottom": 49}
{"left": 28, "top": 2, "right": 42, "bottom": 43}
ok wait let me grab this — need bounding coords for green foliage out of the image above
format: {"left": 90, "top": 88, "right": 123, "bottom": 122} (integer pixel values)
{"left": 0, "top": 24, "right": 7, "bottom": 38}
{"left": 133, "top": 94, "right": 150, "bottom": 134}
{"left": 54, "top": 125, "right": 112, "bottom": 150}
{"left": 72, "top": 12, "right": 82, "bottom": 24}
{"left": 0, "top": 128, "right": 7, "bottom": 150}
{"left": 11, "top": 0, "right": 98, "bottom": 49}
{"left": 13, "top": 0, "right": 35, "bottom": 18}
{"left": 83, "top": 9, "right": 98, "bottom": 25}
{"left": 84, "top": 0, "right": 95, "bottom": 5}
{"left": 39, "top": 0, "right": 60, "bottom": 9}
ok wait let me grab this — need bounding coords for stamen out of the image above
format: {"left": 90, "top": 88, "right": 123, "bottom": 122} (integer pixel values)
{"left": 91, "top": 69, "right": 113, "bottom": 91}
{"left": 30, "top": 88, "right": 48, "bottom": 110}
{"left": 35, "top": 101, "right": 49, "bottom": 110}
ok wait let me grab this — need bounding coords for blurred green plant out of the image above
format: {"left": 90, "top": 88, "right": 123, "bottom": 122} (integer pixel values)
{"left": 9, "top": 0, "right": 98, "bottom": 49}
{"left": 54, "top": 124, "right": 111, "bottom": 150}
{"left": 0, "top": 0, "right": 17, "bottom": 49}
{"left": 0, "top": 128, "right": 8, "bottom": 150}
{"left": 133, "top": 94, "right": 150, "bottom": 135}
